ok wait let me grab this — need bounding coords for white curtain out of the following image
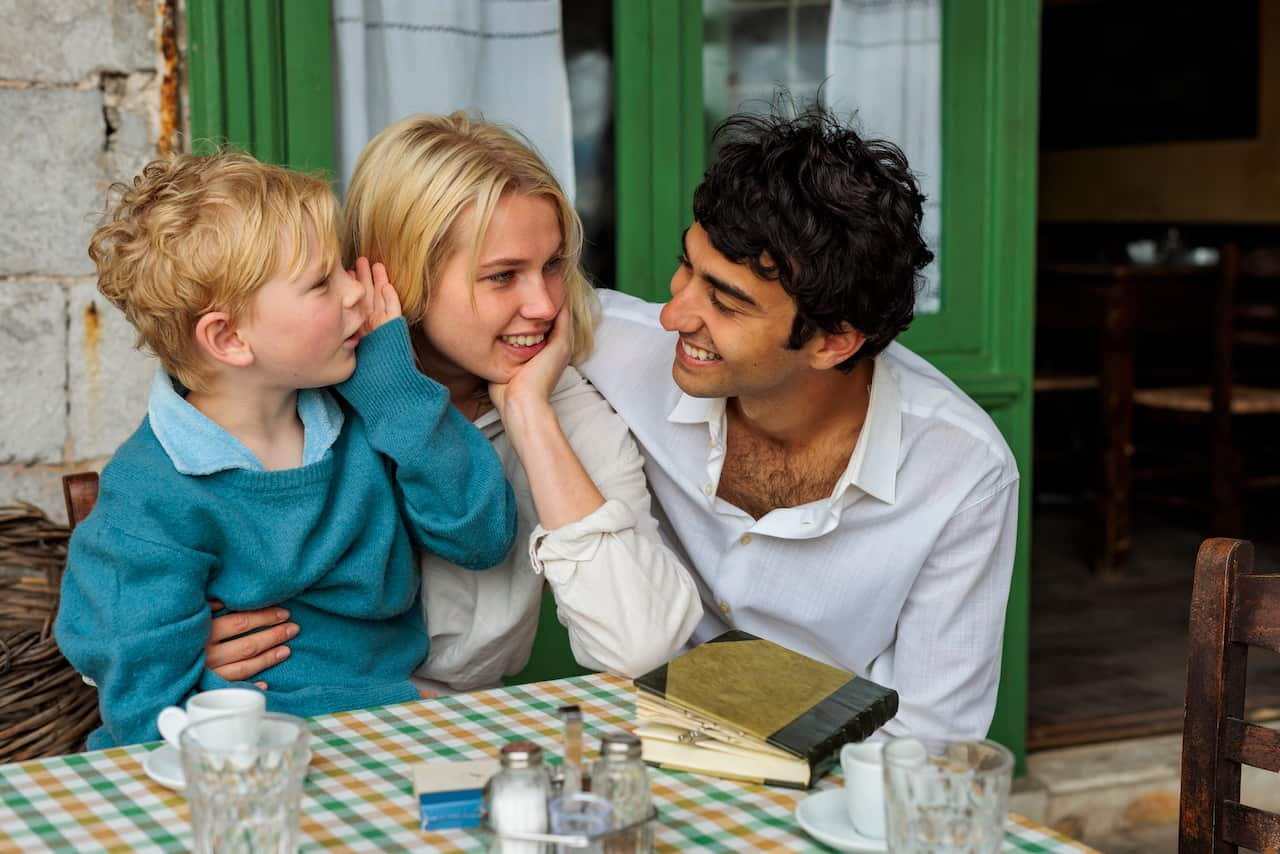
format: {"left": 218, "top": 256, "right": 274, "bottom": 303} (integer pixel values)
{"left": 825, "top": 0, "right": 942, "bottom": 314}
{"left": 331, "top": 0, "right": 574, "bottom": 197}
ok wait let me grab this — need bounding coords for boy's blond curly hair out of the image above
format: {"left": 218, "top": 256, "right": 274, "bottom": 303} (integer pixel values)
{"left": 89, "top": 151, "right": 340, "bottom": 392}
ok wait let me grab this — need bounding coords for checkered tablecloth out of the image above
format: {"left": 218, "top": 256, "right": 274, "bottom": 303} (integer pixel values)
{"left": 0, "top": 673, "right": 1097, "bottom": 852}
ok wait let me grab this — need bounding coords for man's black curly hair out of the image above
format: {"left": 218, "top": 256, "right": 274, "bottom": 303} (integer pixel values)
{"left": 692, "top": 99, "right": 934, "bottom": 370}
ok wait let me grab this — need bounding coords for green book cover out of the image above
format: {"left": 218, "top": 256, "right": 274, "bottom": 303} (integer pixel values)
{"left": 633, "top": 630, "right": 898, "bottom": 787}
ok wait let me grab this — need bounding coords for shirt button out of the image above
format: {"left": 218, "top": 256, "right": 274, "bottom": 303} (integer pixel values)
{"left": 704, "top": 483, "right": 713, "bottom": 496}
{"left": 739, "top": 534, "right": 752, "bottom": 545}
{"left": 718, "top": 601, "right": 731, "bottom": 614}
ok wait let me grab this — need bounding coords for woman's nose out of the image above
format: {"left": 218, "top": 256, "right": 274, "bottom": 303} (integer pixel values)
{"left": 521, "top": 279, "right": 558, "bottom": 319}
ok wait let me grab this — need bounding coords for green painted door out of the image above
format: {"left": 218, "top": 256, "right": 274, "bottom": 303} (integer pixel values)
{"left": 186, "top": 0, "right": 1038, "bottom": 767}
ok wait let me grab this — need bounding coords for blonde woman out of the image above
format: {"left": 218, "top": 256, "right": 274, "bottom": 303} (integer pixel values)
{"left": 207, "top": 113, "right": 702, "bottom": 691}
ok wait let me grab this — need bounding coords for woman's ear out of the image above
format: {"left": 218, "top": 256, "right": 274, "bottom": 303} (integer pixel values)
{"left": 808, "top": 323, "right": 867, "bottom": 370}
{"left": 194, "top": 311, "right": 255, "bottom": 369}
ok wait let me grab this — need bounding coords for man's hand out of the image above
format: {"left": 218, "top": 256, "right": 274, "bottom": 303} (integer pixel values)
{"left": 355, "top": 257, "right": 402, "bottom": 337}
{"left": 205, "top": 599, "right": 298, "bottom": 688}
{"left": 488, "top": 309, "right": 571, "bottom": 416}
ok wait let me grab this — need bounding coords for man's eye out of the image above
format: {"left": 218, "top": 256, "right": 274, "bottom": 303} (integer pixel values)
{"left": 709, "top": 289, "right": 736, "bottom": 315}
{"left": 676, "top": 253, "right": 691, "bottom": 269}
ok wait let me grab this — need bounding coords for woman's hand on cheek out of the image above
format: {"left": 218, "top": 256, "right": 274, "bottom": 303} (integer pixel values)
{"left": 488, "top": 310, "right": 572, "bottom": 418}
{"left": 355, "top": 257, "right": 402, "bottom": 336}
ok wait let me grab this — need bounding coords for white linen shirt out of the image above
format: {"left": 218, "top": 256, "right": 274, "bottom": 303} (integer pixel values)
{"left": 414, "top": 365, "right": 703, "bottom": 693}
{"left": 580, "top": 291, "right": 1019, "bottom": 742}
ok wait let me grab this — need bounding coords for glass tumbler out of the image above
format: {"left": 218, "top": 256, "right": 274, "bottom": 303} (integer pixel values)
{"left": 180, "top": 712, "right": 310, "bottom": 854}
{"left": 548, "top": 792, "right": 613, "bottom": 853}
{"left": 882, "top": 737, "right": 1013, "bottom": 854}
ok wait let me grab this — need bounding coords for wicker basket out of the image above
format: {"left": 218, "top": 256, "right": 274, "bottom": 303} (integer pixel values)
{"left": 0, "top": 504, "right": 100, "bottom": 761}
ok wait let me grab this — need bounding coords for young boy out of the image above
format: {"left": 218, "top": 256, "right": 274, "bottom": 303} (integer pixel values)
{"left": 55, "top": 151, "right": 517, "bottom": 748}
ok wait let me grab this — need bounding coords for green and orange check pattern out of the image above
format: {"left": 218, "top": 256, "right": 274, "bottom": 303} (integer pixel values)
{"left": 0, "top": 673, "right": 1098, "bottom": 853}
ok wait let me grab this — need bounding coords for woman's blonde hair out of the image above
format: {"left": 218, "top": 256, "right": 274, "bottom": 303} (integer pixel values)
{"left": 89, "top": 151, "right": 340, "bottom": 392}
{"left": 343, "top": 111, "right": 596, "bottom": 364}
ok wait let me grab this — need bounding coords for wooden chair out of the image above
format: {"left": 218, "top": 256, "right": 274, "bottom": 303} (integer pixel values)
{"left": 61, "top": 472, "right": 99, "bottom": 531}
{"left": 1132, "top": 244, "right": 1280, "bottom": 537}
{"left": 1179, "top": 538, "right": 1280, "bottom": 853}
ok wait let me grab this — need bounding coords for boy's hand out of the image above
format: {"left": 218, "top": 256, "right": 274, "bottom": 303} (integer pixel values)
{"left": 205, "top": 599, "right": 297, "bottom": 688}
{"left": 489, "top": 309, "right": 571, "bottom": 416}
{"left": 355, "top": 257, "right": 401, "bottom": 336}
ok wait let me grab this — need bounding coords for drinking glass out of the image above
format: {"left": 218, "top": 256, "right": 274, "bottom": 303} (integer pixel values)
{"left": 882, "top": 737, "right": 1013, "bottom": 854}
{"left": 180, "top": 712, "right": 310, "bottom": 854}
{"left": 547, "top": 792, "right": 612, "bottom": 853}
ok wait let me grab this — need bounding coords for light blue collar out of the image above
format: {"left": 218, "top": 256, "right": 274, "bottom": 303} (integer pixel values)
{"left": 147, "top": 370, "right": 344, "bottom": 475}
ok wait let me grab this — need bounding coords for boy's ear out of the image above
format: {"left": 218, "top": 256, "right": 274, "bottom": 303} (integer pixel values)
{"left": 807, "top": 323, "right": 867, "bottom": 370}
{"left": 194, "top": 311, "right": 255, "bottom": 369}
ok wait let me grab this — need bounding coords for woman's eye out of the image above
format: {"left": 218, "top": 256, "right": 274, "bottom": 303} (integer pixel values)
{"left": 544, "top": 257, "right": 563, "bottom": 273}
{"left": 486, "top": 271, "right": 515, "bottom": 284}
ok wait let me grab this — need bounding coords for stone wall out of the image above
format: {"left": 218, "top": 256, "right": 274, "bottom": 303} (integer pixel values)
{"left": 0, "top": 0, "right": 161, "bottom": 520}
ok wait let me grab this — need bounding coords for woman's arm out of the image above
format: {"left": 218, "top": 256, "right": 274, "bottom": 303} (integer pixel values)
{"left": 491, "top": 319, "right": 703, "bottom": 677}
{"left": 489, "top": 311, "right": 604, "bottom": 528}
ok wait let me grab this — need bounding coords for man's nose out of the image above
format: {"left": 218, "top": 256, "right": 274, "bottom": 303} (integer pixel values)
{"left": 660, "top": 271, "right": 699, "bottom": 333}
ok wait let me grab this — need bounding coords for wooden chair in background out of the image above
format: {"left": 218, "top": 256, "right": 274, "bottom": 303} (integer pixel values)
{"left": 1133, "top": 244, "right": 1280, "bottom": 538}
{"left": 1179, "top": 538, "right": 1280, "bottom": 853}
{"left": 61, "top": 472, "right": 99, "bottom": 532}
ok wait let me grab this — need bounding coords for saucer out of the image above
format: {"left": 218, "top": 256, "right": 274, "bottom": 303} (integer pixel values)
{"left": 141, "top": 742, "right": 314, "bottom": 793}
{"left": 143, "top": 744, "right": 184, "bottom": 791}
{"left": 795, "top": 788, "right": 887, "bottom": 853}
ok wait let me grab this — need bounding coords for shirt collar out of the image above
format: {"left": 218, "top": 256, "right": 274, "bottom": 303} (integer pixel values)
{"left": 665, "top": 353, "right": 902, "bottom": 506}
{"left": 147, "top": 369, "right": 344, "bottom": 475}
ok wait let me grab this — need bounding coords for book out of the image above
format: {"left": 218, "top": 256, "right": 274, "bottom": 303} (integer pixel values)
{"left": 632, "top": 630, "right": 898, "bottom": 788}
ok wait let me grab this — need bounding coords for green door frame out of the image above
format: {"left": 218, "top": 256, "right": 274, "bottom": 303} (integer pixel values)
{"left": 185, "top": 0, "right": 1039, "bottom": 768}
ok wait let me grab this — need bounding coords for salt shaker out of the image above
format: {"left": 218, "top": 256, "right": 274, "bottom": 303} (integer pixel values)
{"left": 592, "top": 732, "right": 653, "bottom": 853}
{"left": 488, "top": 740, "right": 550, "bottom": 854}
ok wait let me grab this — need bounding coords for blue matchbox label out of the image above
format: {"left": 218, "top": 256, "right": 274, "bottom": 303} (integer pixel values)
{"left": 418, "top": 788, "right": 485, "bottom": 830}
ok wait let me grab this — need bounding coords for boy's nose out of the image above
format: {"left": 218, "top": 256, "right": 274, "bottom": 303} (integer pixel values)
{"left": 342, "top": 270, "right": 365, "bottom": 308}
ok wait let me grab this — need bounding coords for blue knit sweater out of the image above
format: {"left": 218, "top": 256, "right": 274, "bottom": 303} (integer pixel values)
{"left": 55, "top": 319, "right": 517, "bottom": 748}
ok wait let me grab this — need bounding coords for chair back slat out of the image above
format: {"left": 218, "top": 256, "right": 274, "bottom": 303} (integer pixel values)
{"left": 1232, "top": 573, "right": 1280, "bottom": 651}
{"left": 61, "top": 472, "right": 99, "bottom": 532}
{"left": 1180, "top": 538, "right": 1280, "bottom": 854}
{"left": 1222, "top": 717, "right": 1280, "bottom": 773}
{"left": 1221, "top": 801, "right": 1280, "bottom": 853}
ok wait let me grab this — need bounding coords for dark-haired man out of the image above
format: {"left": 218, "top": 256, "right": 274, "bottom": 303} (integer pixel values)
{"left": 579, "top": 105, "right": 1018, "bottom": 742}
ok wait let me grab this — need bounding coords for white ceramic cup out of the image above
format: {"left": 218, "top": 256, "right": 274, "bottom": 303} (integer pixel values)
{"left": 841, "top": 740, "right": 886, "bottom": 839}
{"left": 156, "top": 688, "right": 265, "bottom": 752}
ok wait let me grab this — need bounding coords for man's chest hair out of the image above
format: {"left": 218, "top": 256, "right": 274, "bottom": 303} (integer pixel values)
{"left": 716, "top": 425, "right": 851, "bottom": 520}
